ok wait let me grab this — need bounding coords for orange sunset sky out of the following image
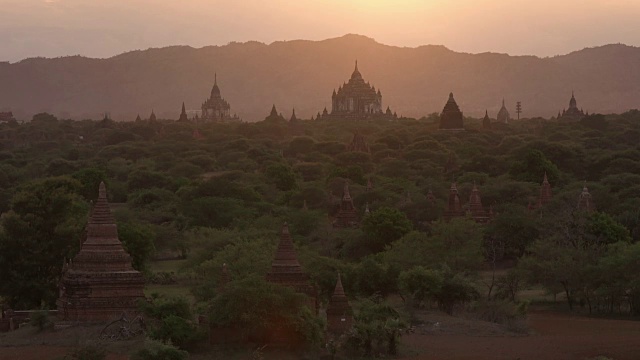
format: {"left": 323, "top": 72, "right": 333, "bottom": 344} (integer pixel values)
{"left": 1, "top": 0, "right": 639, "bottom": 62}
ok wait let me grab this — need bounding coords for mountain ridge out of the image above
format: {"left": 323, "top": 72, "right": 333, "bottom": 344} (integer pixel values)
{"left": 1, "top": 34, "right": 638, "bottom": 121}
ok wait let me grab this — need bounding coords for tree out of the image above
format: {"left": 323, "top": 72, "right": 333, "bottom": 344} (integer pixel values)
{"left": 118, "top": 221, "right": 156, "bottom": 272}
{"left": 0, "top": 177, "right": 88, "bottom": 308}
{"left": 207, "top": 275, "right": 323, "bottom": 346}
{"left": 72, "top": 168, "right": 107, "bottom": 201}
{"left": 362, "top": 207, "right": 413, "bottom": 253}
{"left": 139, "top": 295, "right": 204, "bottom": 350}
{"left": 398, "top": 266, "right": 478, "bottom": 314}
{"left": 347, "top": 298, "right": 406, "bottom": 356}
{"left": 509, "top": 149, "right": 560, "bottom": 184}
{"left": 266, "top": 163, "right": 298, "bottom": 191}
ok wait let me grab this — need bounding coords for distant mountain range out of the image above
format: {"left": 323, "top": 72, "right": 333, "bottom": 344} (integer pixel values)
{"left": 1, "top": 34, "right": 639, "bottom": 121}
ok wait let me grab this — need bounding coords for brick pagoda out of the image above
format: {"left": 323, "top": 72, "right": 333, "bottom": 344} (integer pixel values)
{"left": 444, "top": 183, "right": 465, "bottom": 221}
{"left": 333, "top": 182, "right": 359, "bottom": 228}
{"left": 326, "top": 273, "right": 353, "bottom": 335}
{"left": 266, "top": 223, "right": 317, "bottom": 312}
{"left": 57, "top": 182, "right": 145, "bottom": 322}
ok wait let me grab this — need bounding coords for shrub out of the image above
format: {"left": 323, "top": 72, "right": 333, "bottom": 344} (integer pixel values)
{"left": 131, "top": 338, "right": 188, "bottom": 360}
{"left": 30, "top": 308, "right": 52, "bottom": 331}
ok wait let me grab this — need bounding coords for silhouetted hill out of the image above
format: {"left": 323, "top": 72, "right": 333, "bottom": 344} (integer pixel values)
{"left": 1, "top": 34, "right": 638, "bottom": 121}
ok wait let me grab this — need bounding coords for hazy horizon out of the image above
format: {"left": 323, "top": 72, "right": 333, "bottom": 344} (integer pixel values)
{"left": 2, "top": 0, "right": 640, "bottom": 63}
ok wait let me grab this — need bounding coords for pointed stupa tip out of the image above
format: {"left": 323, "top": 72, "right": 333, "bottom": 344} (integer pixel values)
{"left": 355, "top": 59, "right": 358, "bottom": 71}
{"left": 449, "top": 92, "right": 454, "bottom": 99}
{"left": 98, "top": 181, "right": 107, "bottom": 199}
{"left": 543, "top": 172, "right": 549, "bottom": 182}
{"left": 214, "top": 72, "right": 217, "bottom": 85}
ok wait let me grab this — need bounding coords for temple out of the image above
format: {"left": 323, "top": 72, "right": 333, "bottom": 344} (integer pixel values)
{"left": 577, "top": 184, "right": 596, "bottom": 212}
{"left": 148, "top": 110, "right": 157, "bottom": 122}
{"left": 443, "top": 183, "right": 465, "bottom": 221}
{"left": 57, "top": 182, "right": 145, "bottom": 322}
{"left": 482, "top": 110, "right": 491, "bottom": 130}
{"left": 333, "top": 182, "right": 359, "bottom": 228}
{"left": 347, "top": 131, "right": 370, "bottom": 153}
{"left": 326, "top": 273, "right": 353, "bottom": 335}
{"left": 264, "top": 104, "right": 286, "bottom": 122}
{"left": 201, "top": 74, "right": 240, "bottom": 122}
{"left": 178, "top": 102, "right": 189, "bottom": 122}
{"left": 439, "top": 93, "right": 464, "bottom": 130}
{"left": 497, "top": 99, "right": 511, "bottom": 124}
{"left": 468, "top": 183, "right": 490, "bottom": 223}
{"left": 319, "top": 61, "right": 395, "bottom": 121}
{"left": 539, "top": 173, "right": 553, "bottom": 207}
{"left": 266, "top": 223, "right": 317, "bottom": 312}
{"left": 0, "top": 112, "right": 15, "bottom": 122}
{"left": 559, "top": 92, "right": 586, "bottom": 120}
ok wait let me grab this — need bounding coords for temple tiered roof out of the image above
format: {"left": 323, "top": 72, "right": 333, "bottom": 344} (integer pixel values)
{"left": 57, "top": 182, "right": 145, "bottom": 322}
{"left": 560, "top": 92, "right": 586, "bottom": 120}
{"left": 320, "top": 61, "right": 394, "bottom": 120}
{"left": 201, "top": 74, "right": 240, "bottom": 122}
{"left": 439, "top": 93, "right": 464, "bottom": 130}
{"left": 266, "top": 223, "right": 317, "bottom": 311}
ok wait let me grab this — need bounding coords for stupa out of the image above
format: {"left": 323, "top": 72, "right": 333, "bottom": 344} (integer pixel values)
{"left": 266, "top": 223, "right": 317, "bottom": 312}
{"left": 439, "top": 93, "right": 464, "bottom": 130}
{"left": 57, "top": 182, "right": 145, "bottom": 322}
{"left": 333, "top": 182, "right": 359, "bottom": 228}
{"left": 443, "top": 183, "right": 465, "bottom": 221}
{"left": 326, "top": 273, "right": 353, "bottom": 335}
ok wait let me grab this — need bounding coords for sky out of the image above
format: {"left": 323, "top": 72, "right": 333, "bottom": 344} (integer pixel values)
{"left": 1, "top": 0, "right": 639, "bottom": 62}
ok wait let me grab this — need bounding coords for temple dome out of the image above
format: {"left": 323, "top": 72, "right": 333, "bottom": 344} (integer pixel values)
{"left": 497, "top": 99, "right": 510, "bottom": 124}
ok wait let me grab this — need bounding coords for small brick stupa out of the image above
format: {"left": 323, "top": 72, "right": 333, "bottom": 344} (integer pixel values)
{"left": 539, "top": 172, "right": 553, "bottom": 207}
{"left": 326, "top": 273, "right": 353, "bottom": 335}
{"left": 468, "top": 183, "right": 490, "bottom": 223}
{"left": 333, "top": 182, "right": 359, "bottom": 228}
{"left": 577, "top": 184, "right": 596, "bottom": 213}
{"left": 266, "top": 223, "right": 317, "bottom": 312}
{"left": 444, "top": 183, "right": 465, "bottom": 221}
{"left": 57, "top": 182, "right": 145, "bottom": 322}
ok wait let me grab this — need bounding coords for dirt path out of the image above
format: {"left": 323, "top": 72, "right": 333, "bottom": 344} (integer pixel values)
{"left": 1, "top": 311, "right": 639, "bottom": 360}
{"left": 402, "top": 311, "right": 640, "bottom": 360}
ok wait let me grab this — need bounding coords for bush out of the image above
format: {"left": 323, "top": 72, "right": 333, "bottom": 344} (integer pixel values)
{"left": 139, "top": 295, "right": 204, "bottom": 350}
{"left": 30, "top": 308, "right": 53, "bottom": 331}
{"left": 468, "top": 300, "right": 529, "bottom": 334}
{"left": 131, "top": 338, "right": 188, "bottom": 360}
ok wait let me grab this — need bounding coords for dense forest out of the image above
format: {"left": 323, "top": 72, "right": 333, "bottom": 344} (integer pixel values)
{"left": 1, "top": 110, "right": 639, "bottom": 357}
